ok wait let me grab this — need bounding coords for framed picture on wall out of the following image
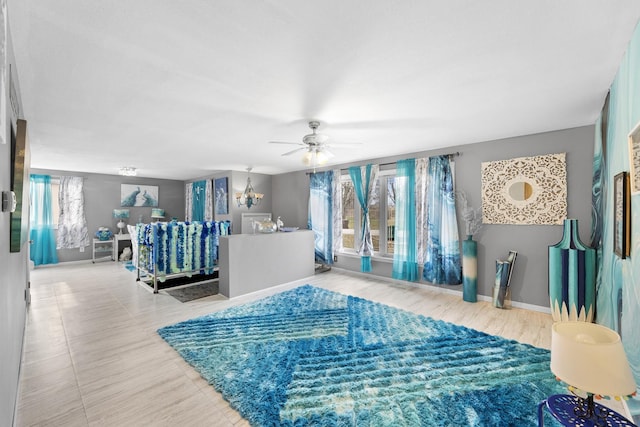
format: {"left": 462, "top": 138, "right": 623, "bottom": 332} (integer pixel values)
{"left": 629, "top": 120, "right": 640, "bottom": 194}
{"left": 613, "top": 172, "right": 631, "bottom": 259}
{"left": 121, "top": 184, "right": 159, "bottom": 207}
{"left": 214, "top": 177, "right": 229, "bottom": 215}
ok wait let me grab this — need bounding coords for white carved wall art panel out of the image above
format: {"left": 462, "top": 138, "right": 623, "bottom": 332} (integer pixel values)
{"left": 481, "top": 153, "right": 567, "bottom": 225}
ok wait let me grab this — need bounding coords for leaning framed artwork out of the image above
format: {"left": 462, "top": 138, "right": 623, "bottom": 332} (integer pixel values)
{"left": 613, "top": 171, "right": 630, "bottom": 259}
{"left": 214, "top": 177, "right": 229, "bottom": 215}
{"left": 629, "top": 120, "right": 640, "bottom": 194}
{"left": 121, "top": 184, "right": 159, "bottom": 207}
{"left": 10, "top": 120, "right": 30, "bottom": 252}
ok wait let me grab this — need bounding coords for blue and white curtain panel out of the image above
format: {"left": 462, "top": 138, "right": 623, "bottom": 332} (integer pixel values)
{"left": 422, "top": 155, "right": 461, "bottom": 285}
{"left": 308, "top": 171, "right": 333, "bottom": 265}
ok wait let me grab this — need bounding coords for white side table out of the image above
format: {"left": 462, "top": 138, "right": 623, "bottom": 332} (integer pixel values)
{"left": 92, "top": 238, "right": 114, "bottom": 263}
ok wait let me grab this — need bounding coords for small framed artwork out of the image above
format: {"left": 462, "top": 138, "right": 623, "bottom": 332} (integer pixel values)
{"left": 214, "top": 177, "right": 229, "bottom": 215}
{"left": 629, "top": 120, "right": 640, "bottom": 194}
{"left": 613, "top": 172, "right": 631, "bottom": 259}
{"left": 121, "top": 184, "right": 159, "bottom": 207}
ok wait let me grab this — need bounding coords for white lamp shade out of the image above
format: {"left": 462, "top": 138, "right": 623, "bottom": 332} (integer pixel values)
{"left": 302, "top": 149, "right": 329, "bottom": 167}
{"left": 551, "top": 322, "right": 637, "bottom": 397}
{"left": 302, "top": 150, "right": 314, "bottom": 166}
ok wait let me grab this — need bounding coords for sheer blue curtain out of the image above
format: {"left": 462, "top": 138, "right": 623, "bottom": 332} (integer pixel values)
{"left": 349, "top": 164, "right": 378, "bottom": 272}
{"left": 423, "top": 155, "right": 461, "bottom": 284}
{"left": 29, "top": 174, "right": 58, "bottom": 266}
{"left": 191, "top": 180, "right": 206, "bottom": 221}
{"left": 308, "top": 171, "right": 333, "bottom": 264}
{"left": 392, "top": 159, "right": 418, "bottom": 281}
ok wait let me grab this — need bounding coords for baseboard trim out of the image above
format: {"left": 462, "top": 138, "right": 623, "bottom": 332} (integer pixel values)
{"left": 330, "top": 266, "right": 551, "bottom": 314}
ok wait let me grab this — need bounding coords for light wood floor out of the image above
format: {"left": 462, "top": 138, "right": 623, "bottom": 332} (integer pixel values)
{"left": 16, "top": 261, "right": 554, "bottom": 426}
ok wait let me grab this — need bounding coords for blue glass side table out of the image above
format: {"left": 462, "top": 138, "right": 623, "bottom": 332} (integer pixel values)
{"left": 538, "top": 394, "right": 637, "bottom": 426}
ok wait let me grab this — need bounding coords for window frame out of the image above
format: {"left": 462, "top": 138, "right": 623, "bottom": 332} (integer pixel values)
{"left": 339, "top": 168, "right": 396, "bottom": 259}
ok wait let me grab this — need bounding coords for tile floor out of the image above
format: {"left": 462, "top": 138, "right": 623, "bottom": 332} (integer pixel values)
{"left": 16, "top": 261, "right": 556, "bottom": 426}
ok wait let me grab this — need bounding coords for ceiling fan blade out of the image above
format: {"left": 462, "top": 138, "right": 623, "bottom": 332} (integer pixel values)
{"left": 269, "top": 141, "right": 304, "bottom": 145}
{"left": 281, "top": 147, "right": 308, "bottom": 156}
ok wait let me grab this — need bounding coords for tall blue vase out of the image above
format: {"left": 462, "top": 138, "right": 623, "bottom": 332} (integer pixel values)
{"left": 548, "top": 219, "right": 596, "bottom": 322}
{"left": 462, "top": 235, "right": 478, "bottom": 303}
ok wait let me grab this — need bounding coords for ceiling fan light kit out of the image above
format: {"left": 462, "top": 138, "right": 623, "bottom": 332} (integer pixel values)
{"left": 269, "top": 121, "right": 360, "bottom": 170}
{"left": 302, "top": 149, "right": 329, "bottom": 167}
{"left": 119, "top": 166, "right": 137, "bottom": 176}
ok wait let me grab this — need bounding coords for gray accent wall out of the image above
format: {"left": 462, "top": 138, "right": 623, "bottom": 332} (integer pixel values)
{"left": 187, "top": 170, "right": 273, "bottom": 234}
{"left": 30, "top": 169, "right": 185, "bottom": 263}
{"left": 271, "top": 126, "right": 595, "bottom": 309}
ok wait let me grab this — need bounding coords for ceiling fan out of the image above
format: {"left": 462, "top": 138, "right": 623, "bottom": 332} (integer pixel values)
{"left": 269, "top": 121, "right": 360, "bottom": 167}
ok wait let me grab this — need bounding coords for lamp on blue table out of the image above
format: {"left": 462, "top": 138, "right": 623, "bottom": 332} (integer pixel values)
{"left": 538, "top": 322, "right": 637, "bottom": 426}
{"left": 113, "top": 209, "right": 129, "bottom": 235}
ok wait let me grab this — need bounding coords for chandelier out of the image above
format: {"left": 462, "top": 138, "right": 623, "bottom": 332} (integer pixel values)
{"left": 119, "top": 166, "right": 137, "bottom": 176}
{"left": 235, "top": 167, "right": 263, "bottom": 209}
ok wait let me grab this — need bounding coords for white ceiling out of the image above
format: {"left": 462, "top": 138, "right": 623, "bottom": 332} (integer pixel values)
{"left": 8, "top": 1, "right": 640, "bottom": 180}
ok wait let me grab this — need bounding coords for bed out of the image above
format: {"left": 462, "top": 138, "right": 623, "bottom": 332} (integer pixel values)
{"left": 135, "top": 220, "right": 231, "bottom": 293}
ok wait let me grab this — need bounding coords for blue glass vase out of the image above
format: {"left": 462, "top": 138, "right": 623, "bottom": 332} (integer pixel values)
{"left": 548, "top": 219, "right": 596, "bottom": 321}
{"left": 462, "top": 235, "right": 478, "bottom": 303}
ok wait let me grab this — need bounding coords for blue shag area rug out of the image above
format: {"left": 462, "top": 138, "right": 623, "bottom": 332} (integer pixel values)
{"left": 158, "top": 285, "right": 563, "bottom": 426}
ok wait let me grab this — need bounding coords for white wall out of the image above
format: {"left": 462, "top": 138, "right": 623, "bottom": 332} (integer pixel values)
{"left": 0, "top": 24, "right": 29, "bottom": 427}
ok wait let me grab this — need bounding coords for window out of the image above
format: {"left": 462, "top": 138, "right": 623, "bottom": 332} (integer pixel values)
{"left": 340, "top": 169, "right": 396, "bottom": 257}
{"left": 341, "top": 179, "right": 356, "bottom": 251}
{"left": 30, "top": 177, "right": 60, "bottom": 228}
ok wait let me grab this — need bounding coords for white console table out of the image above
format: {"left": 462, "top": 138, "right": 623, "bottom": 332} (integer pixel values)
{"left": 218, "top": 230, "right": 315, "bottom": 298}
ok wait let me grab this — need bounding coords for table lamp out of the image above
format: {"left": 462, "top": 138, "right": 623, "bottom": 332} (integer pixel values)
{"left": 539, "top": 321, "right": 637, "bottom": 426}
{"left": 113, "top": 209, "right": 130, "bottom": 235}
{"left": 150, "top": 208, "right": 165, "bottom": 221}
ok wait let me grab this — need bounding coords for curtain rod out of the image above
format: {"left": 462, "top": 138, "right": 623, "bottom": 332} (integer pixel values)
{"left": 306, "top": 151, "right": 461, "bottom": 175}
{"left": 375, "top": 151, "right": 461, "bottom": 168}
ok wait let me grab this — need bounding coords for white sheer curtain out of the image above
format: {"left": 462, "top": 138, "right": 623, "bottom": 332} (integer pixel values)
{"left": 205, "top": 179, "right": 213, "bottom": 221}
{"left": 415, "top": 158, "right": 428, "bottom": 264}
{"left": 185, "top": 183, "right": 193, "bottom": 221}
{"left": 56, "top": 176, "right": 89, "bottom": 249}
